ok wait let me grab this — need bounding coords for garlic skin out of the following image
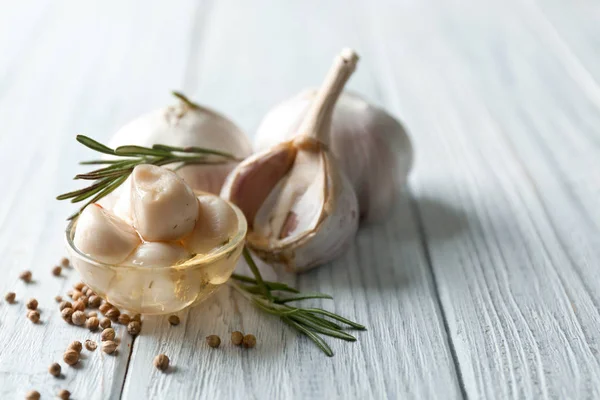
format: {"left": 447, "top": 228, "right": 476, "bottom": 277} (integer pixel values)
{"left": 123, "top": 242, "right": 190, "bottom": 268}
{"left": 74, "top": 204, "right": 140, "bottom": 264}
{"left": 221, "top": 49, "right": 360, "bottom": 272}
{"left": 254, "top": 90, "right": 413, "bottom": 222}
{"left": 130, "top": 165, "right": 199, "bottom": 242}
{"left": 108, "top": 92, "right": 252, "bottom": 194}
{"left": 182, "top": 194, "right": 238, "bottom": 255}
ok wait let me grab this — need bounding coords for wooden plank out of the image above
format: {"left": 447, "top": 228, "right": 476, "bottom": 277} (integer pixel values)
{"left": 0, "top": 1, "right": 197, "bottom": 398}
{"left": 365, "top": 0, "right": 600, "bottom": 398}
{"left": 120, "top": 1, "right": 462, "bottom": 399}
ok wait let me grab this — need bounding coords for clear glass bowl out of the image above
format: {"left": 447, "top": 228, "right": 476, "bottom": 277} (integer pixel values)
{"left": 65, "top": 198, "right": 247, "bottom": 315}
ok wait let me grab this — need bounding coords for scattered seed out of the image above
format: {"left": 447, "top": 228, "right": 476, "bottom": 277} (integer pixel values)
{"left": 242, "top": 334, "right": 256, "bottom": 348}
{"left": 168, "top": 315, "right": 180, "bottom": 326}
{"left": 59, "top": 301, "right": 72, "bottom": 311}
{"left": 48, "top": 362, "right": 61, "bottom": 377}
{"left": 25, "top": 390, "right": 40, "bottom": 400}
{"left": 88, "top": 295, "right": 102, "bottom": 308}
{"left": 72, "top": 300, "right": 85, "bottom": 312}
{"left": 132, "top": 313, "right": 142, "bottom": 323}
{"left": 28, "top": 310, "right": 40, "bottom": 323}
{"left": 74, "top": 282, "right": 85, "bottom": 291}
{"left": 105, "top": 308, "right": 120, "bottom": 321}
{"left": 55, "top": 295, "right": 63, "bottom": 303}
{"left": 68, "top": 341, "right": 83, "bottom": 353}
{"left": 118, "top": 313, "right": 131, "bottom": 325}
{"left": 101, "top": 328, "right": 116, "bottom": 341}
{"left": 127, "top": 321, "right": 141, "bottom": 336}
{"left": 100, "top": 317, "right": 112, "bottom": 329}
{"left": 26, "top": 298, "right": 38, "bottom": 310}
{"left": 63, "top": 349, "right": 79, "bottom": 365}
{"left": 58, "top": 389, "right": 71, "bottom": 400}
{"left": 52, "top": 266, "right": 62, "bottom": 276}
{"left": 102, "top": 340, "right": 117, "bottom": 354}
{"left": 19, "top": 270, "right": 32, "bottom": 283}
{"left": 85, "top": 339, "right": 97, "bottom": 351}
{"left": 231, "top": 331, "right": 244, "bottom": 346}
{"left": 61, "top": 307, "right": 74, "bottom": 323}
{"left": 206, "top": 335, "right": 221, "bottom": 348}
{"left": 67, "top": 290, "right": 74, "bottom": 298}
{"left": 72, "top": 311, "right": 86, "bottom": 326}
{"left": 153, "top": 354, "right": 169, "bottom": 371}
{"left": 99, "top": 303, "right": 112, "bottom": 314}
{"left": 4, "top": 292, "right": 16, "bottom": 304}
{"left": 72, "top": 291, "right": 84, "bottom": 301}
{"left": 60, "top": 257, "right": 70, "bottom": 267}
{"left": 86, "top": 288, "right": 95, "bottom": 296}
{"left": 87, "top": 311, "right": 98, "bottom": 318}
{"left": 86, "top": 316, "right": 100, "bottom": 331}
{"left": 81, "top": 285, "right": 89, "bottom": 294}
{"left": 79, "top": 296, "right": 89, "bottom": 307}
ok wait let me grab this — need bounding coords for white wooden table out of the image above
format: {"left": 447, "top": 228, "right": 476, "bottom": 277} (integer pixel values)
{"left": 1, "top": 0, "right": 600, "bottom": 398}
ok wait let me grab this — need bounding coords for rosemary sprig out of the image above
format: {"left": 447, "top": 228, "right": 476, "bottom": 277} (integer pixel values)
{"left": 230, "top": 249, "right": 366, "bottom": 357}
{"left": 57, "top": 135, "right": 238, "bottom": 219}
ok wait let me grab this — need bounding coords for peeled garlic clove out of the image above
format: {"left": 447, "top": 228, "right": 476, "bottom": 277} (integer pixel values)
{"left": 98, "top": 175, "right": 134, "bottom": 224}
{"left": 255, "top": 90, "right": 412, "bottom": 222}
{"left": 131, "top": 165, "right": 199, "bottom": 241}
{"left": 74, "top": 204, "right": 140, "bottom": 264}
{"left": 123, "top": 242, "right": 190, "bottom": 268}
{"left": 108, "top": 92, "right": 252, "bottom": 194}
{"left": 182, "top": 194, "right": 239, "bottom": 255}
{"left": 221, "top": 49, "right": 360, "bottom": 272}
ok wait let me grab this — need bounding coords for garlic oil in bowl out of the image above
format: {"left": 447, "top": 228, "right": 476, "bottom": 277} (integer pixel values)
{"left": 65, "top": 191, "right": 247, "bottom": 315}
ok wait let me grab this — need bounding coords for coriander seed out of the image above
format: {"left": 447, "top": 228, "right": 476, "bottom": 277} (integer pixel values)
{"left": 58, "top": 389, "right": 71, "bottom": 400}
{"left": 206, "top": 335, "right": 221, "bottom": 348}
{"left": 106, "top": 307, "right": 120, "bottom": 321}
{"left": 86, "top": 316, "right": 100, "bottom": 331}
{"left": 81, "top": 285, "right": 89, "bottom": 294}
{"left": 132, "top": 313, "right": 142, "bottom": 322}
{"left": 72, "top": 310, "right": 86, "bottom": 326}
{"left": 85, "top": 339, "right": 97, "bottom": 351}
{"left": 26, "top": 298, "right": 38, "bottom": 310}
{"left": 85, "top": 287, "right": 94, "bottom": 296}
{"left": 153, "top": 354, "right": 169, "bottom": 371}
{"left": 168, "top": 315, "right": 180, "bottom": 326}
{"left": 102, "top": 340, "right": 117, "bottom": 354}
{"left": 67, "top": 290, "right": 74, "bottom": 298}
{"left": 79, "top": 296, "right": 89, "bottom": 307}
{"left": 100, "top": 317, "right": 111, "bottom": 329}
{"left": 19, "top": 270, "right": 32, "bottom": 283}
{"left": 52, "top": 265, "right": 62, "bottom": 276}
{"left": 60, "top": 257, "right": 70, "bottom": 267}
{"left": 55, "top": 295, "right": 63, "bottom": 302}
{"left": 61, "top": 307, "right": 74, "bottom": 323}
{"left": 99, "top": 303, "right": 111, "bottom": 314}
{"left": 28, "top": 310, "right": 40, "bottom": 323}
{"left": 74, "top": 282, "right": 85, "bottom": 291}
{"left": 231, "top": 331, "right": 243, "bottom": 346}
{"left": 72, "top": 300, "right": 85, "bottom": 312}
{"left": 4, "top": 292, "right": 16, "bottom": 304}
{"left": 63, "top": 349, "right": 79, "bottom": 365}
{"left": 72, "top": 291, "right": 84, "bottom": 301}
{"left": 118, "top": 313, "right": 131, "bottom": 325}
{"left": 101, "top": 327, "right": 116, "bottom": 341}
{"left": 87, "top": 311, "right": 98, "bottom": 318}
{"left": 127, "top": 321, "right": 141, "bottom": 336}
{"left": 88, "top": 295, "right": 101, "bottom": 308}
{"left": 49, "top": 362, "right": 61, "bottom": 377}
{"left": 68, "top": 340, "right": 83, "bottom": 353}
{"left": 59, "top": 301, "right": 72, "bottom": 311}
{"left": 242, "top": 334, "right": 256, "bottom": 348}
{"left": 25, "top": 390, "right": 40, "bottom": 400}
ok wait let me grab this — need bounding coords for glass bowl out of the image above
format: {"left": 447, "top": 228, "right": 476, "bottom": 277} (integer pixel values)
{"left": 65, "top": 197, "right": 247, "bottom": 315}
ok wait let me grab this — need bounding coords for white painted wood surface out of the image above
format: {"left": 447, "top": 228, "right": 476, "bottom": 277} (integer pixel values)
{"left": 0, "top": 0, "right": 599, "bottom": 399}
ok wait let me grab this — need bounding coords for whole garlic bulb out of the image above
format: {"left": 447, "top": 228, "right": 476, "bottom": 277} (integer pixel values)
{"left": 74, "top": 204, "right": 140, "bottom": 264}
{"left": 254, "top": 90, "right": 413, "bottom": 222}
{"left": 221, "top": 49, "right": 360, "bottom": 273}
{"left": 108, "top": 92, "right": 252, "bottom": 194}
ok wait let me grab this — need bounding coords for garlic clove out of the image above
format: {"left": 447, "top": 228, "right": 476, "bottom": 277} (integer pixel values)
{"left": 108, "top": 93, "right": 252, "bottom": 194}
{"left": 123, "top": 242, "right": 190, "bottom": 268}
{"left": 74, "top": 204, "right": 140, "bottom": 264}
{"left": 254, "top": 90, "right": 413, "bottom": 222}
{"left": 182, "top": 194, "right": 239, "bottom": 255}
{"left": 130, "top": 165, "right": 199, "bottom": 241}
{"left": 221, "top": 49, "right": 360, "bottom": 272}
{"left": 98, "top": 175, "right": 134, "bottom": 224}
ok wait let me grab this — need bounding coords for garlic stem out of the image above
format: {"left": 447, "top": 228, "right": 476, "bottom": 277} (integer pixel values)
{"left": 296, "top": 48, "right": 359, "bottom": 147}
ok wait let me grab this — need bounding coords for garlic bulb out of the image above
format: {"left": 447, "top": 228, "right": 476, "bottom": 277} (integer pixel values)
{"left": 254, "top": 90, "right": 412, "bottom": 222}
{"left": 123, "top": 242, "right": 190, "bottom": 268}
{"left": 74, "top": 204, "right": 140, "bottom": 264}
{"left": 221, "top": 49, "right": 360, "bottom": 272}
{"left": 130, "top": 164, "right": 198, "bottom": 242}
{"left": 108, "top": 92, "right": 252, "bottom": 194}
{"left": 183, "top": 194, "right": 239, "bottom": 255}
